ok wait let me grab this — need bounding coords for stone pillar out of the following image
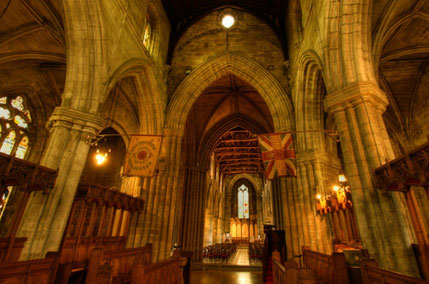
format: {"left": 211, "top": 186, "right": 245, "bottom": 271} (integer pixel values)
{"left": 180, "top": 166, "right": 206, "bottom": 261}
{"left": 203, "top": 211, "right": 213, "bottom": 246}
{"left": 295, "top": 153, "right": 336, "bottom": 255}
{"left": 325, "top": 82, "right": 419, "bottom": 276}
{"left": 138, "top": 130, "right": 182, "bottom": 262}
{"left": 18, "top": 107, "right": 102, "bottom": 260}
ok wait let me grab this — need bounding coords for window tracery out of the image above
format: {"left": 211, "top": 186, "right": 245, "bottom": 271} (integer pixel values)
{"left": 0, "top": 95, "right": 32, "bottom": 219}
{"left": 143, "top": 16, "right": 153, "bottom": 49}
{"left": 238, "top": 184, "right": 249, "bottom": 219}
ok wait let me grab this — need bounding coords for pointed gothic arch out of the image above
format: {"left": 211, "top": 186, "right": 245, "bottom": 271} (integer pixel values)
{"left": 165, "top": 52, "right": 294, "bottom": 134}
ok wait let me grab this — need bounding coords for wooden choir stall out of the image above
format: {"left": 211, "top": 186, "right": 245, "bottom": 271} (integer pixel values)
{"left": 56, "top": 184, "right": 145, "bottom": 281}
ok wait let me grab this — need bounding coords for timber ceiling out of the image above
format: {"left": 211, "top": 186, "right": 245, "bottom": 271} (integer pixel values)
{"left": 184, "top": 74, "right": 273, "bottom": 175}
{"left": 214, "top": 128, "right": 263, "bottom": 176}
{"left": 161, "top": 0, "right": 289, "bottom": 62}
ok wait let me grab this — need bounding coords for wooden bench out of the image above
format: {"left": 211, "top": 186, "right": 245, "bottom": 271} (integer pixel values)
{"left": 302, "top": 246, "right": 349, "bottom": 284}
{"left": 0, "top": 238, "right": 27, "bottom": 263}
{"left": 272, "top": 255, "right": 315, "bottom": 284}
{"left": 85, "top": 244, "right": 152, "bottom": 284}
{"left": 0, "top": 252, "right": 59, "bottom": 284}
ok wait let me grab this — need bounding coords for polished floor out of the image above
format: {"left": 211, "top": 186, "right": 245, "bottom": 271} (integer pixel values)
{"left": 192, "top": 270, "right": 263, "bottom": 284}
{"left": 202, "top": 246, "right": 262, "bottom": 266}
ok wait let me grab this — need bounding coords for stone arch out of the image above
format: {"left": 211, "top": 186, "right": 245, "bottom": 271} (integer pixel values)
{"left": 61, "top": 0, "right": 107, "bottom": 115}
{"left": 227, "top": 174, "right": 261, "bottom": 195}
{"left": 323, "top": 0, "right": 375, "bottom": 92}
{"left": 295, "top": 50, "right": 329, "bottom": 152}
{"left": 165, "top": 52, "right": 294, "bottom": 134}
{"left": 105, "top": 59, "right": 164, "bottom": 135}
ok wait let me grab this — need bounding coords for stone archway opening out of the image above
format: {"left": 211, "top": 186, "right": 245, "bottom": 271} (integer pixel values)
{"left": 179, "top": 73, "right": 277, "bottom": 264}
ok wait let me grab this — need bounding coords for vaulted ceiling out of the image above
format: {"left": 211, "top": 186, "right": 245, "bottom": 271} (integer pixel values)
{"left": 374, "top": 0, "right": 429, "bottom": 152}
{"left": 183, "top": 74, "right": 273, "bottom": 174}
{"left": 161, "top": 0, "right": 289, "bottom": 62}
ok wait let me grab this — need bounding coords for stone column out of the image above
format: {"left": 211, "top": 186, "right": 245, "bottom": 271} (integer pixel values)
{"left": 295, "top": 153, "right": 336, "bottom": 254}
{"left": 180, "top": 166, "right": 206, "bottom": 261}
{"left": 138, "top": 129, "right": 182, "bottom": 262}
{"left": 325, "top": 82, "right": 419, "bottom": 276}
{"left": 18, "top": 107, "right": 102, "bottom": 260}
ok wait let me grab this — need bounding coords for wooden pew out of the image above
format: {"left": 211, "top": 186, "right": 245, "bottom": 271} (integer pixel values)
{"left": 85, "top": 244, "right": 152, "bottom": 284}
{"left": 0, "top": 252, "right": 59, "bottom": 284}
{"left": 272, "top": 256, "right": 315, "bottom": 284}
{"left": 360, "top": 259, "right": 427, "bottom": 284}
{"left": 302, "top": 246, "right": 349, "bottom": 284}
{"left": 0, "top": 238, "right": 26, "bottom": 263}
{"left": 130, "top": 250, "right": 182, "bottom": 284}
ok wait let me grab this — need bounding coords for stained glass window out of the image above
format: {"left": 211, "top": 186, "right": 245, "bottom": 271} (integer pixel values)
{"left": 238, "top": 184, "right": 249, "bottom": 219}
{"left": 143, "top": 17, "right": 152, "bottom": 48}
{"left": 0, "top": 95, "right": 32, "bottom": 220}
{"left": 0, "top": 107, "right": 11, "bottom": 120}
{"left": 11, "top": 96, "right": 24, "bottom": 111}
{"left": 0, "top": 130, "right": 15, "bottom": 155}
{"left": 15, "top": 136, "right": 29, "bottom": 159}
{"left": 0, "top": 95, "right": 32, "bottom": 158}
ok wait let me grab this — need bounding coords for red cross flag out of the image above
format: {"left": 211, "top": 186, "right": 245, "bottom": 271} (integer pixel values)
{"left": 124, "top": 135, "right": 162, "bottom": 177}
{"left": 257, "top": 133, "right": 296, "bottom": 180}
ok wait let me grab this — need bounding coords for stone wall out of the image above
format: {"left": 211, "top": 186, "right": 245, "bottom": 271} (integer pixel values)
{"left": 168, "top": 9, "right": 289, "bottom": 96}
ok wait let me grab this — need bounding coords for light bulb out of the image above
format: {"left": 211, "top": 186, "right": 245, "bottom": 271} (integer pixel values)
{"left": 316, "top": 194, "right": 322, "bottom": 200}
{"left": 95, "top": 153, "right": 107, "bottom": 165}
{"left": 222, "top": 15, "right": 235, "bottom": 28}
{"left": 339, "top": 174, "right": 346, "bottom": 182}
{"left": 333, "top": 185, "right": 340, "bottom": 192}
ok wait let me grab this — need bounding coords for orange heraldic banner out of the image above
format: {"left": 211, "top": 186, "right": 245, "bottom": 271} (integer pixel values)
{"left": 124, "top": 135, "right": 162, "bottom": 177}
{"left": 257, "top": 132, "right": 296, "bottom": 180}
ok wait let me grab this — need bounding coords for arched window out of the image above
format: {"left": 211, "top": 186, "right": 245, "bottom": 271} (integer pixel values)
{"left": 0, "top": 95, "right": 32, "bottom": 219}
{"left": 143, "top": 15, "right": 153, "bottom": 49}
{"left": 238, "top": 184, "right": 249, "bottom": 219}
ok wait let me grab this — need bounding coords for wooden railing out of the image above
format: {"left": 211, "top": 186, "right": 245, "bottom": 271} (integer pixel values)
{"left": 360, "top": 259, "right": 427, "bottom": 284}
{"left": 272, "top": 257, "right": 315, "bottom": 284}
{"left": 273, "top": 258, "right": 286, "bottom": 284}
{"left": 131, "top": 250, "right": 182, "bottom": 284}
{"left": 0, "top": 252, "right": 59, "bottom": 284}
{"left": 60, "top": 236, "right": 126, "bottom": 267}
{"left": 302, "top": 247, "right": 349, "bottom": 284}
{"left": 85, "top": 244, "right": 152, "bottom": 284}
{"left": 0, "top": 237, "right": 26, "bottom": 263}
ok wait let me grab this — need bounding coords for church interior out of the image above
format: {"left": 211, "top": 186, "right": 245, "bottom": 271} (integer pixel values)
{"left": 0, "top": 0, "right": 428, "bottom": 283}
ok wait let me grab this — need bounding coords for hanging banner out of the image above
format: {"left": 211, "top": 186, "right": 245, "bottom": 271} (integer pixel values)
{"left": 257, "top": 132, "right": 296, "bottom": 180}
{"left": 124, "top": 135, "right": 162, "bottom": 177}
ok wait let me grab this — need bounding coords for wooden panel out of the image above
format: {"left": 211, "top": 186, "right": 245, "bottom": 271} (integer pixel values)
{"left": 0, "top": 254, "right": 58, "bottom": 284}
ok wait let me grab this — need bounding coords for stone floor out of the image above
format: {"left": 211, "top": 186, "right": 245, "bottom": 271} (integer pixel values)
{"left": 202, "top": 246, "right": 262, "bottom": 266}
{"left": 195, "top": 246, "right": 263, "bottom": 283}
{"left": 192, "top": 270, "right": 263, "bottom": 284}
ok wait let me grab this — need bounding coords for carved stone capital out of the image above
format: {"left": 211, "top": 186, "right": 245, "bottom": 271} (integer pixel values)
{"left": 47, "top": 107, "right": 103, "bottom": 136}
{"left": 162, "top": 127, "right": 183, "bottom": 137}
{"left": 296, "top": 150, "right": 341, "bottom": 169}
{"left": 324, "top": 82, "right": 389, "bottom": 114}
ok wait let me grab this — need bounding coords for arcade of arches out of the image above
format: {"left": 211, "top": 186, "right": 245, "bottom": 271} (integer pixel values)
{"left": 0, "top": 0, "right": 428, "bottom": 282}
